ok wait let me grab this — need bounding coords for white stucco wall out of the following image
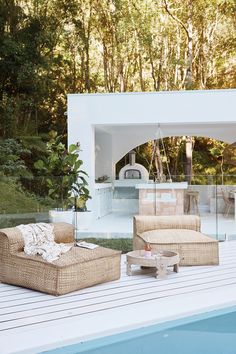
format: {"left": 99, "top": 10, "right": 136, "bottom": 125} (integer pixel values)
{"left": 95, "top": 131, "right": 113, "bottom": 180}
{"left": 111, "top": 122, "right": 236, "bottom": 163}
{"left": 67, "top": 89, "right": 236, "bottom": 215}
{"left": 68, "top": 89, "right": 236, "bottom": 126}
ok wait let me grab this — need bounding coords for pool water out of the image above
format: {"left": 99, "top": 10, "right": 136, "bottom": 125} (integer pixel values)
{"left": 43, "top": 305, "right": 236, "bottom": 354}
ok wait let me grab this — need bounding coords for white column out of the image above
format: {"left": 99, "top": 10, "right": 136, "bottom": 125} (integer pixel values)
{"left": 95, "top": 131, "right": 113, "bottom": 180}
{"left": 68, "top": 102, "right": 95, "bottom": 211}
{"left": 76, "top": 124, "right": 95, "bottom": 212}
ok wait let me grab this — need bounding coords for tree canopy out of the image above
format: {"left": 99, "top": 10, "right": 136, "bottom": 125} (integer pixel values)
{"left": 0, "top": 0, "right": 235, "bottom": 139}
{"left": 0, "top": 0, "right": 235, "bottom": 182}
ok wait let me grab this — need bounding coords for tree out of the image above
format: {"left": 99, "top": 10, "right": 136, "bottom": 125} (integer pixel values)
{"left": 0, "top": 0, "right": 235, "bottom": 160}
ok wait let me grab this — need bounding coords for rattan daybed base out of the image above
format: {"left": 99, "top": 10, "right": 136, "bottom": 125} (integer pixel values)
{"left": 0, "top": 223, "right": 121, "bottom": 295}
{"left": 133, "top": 215, "right": 219, "bottom": 266}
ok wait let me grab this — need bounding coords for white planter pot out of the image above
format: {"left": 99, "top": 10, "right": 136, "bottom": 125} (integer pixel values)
{"left": 73, "top": 211, "right": 93, "bottom": 230}
{"left": 49, "top": 210, "right": 73, "bottom": 224}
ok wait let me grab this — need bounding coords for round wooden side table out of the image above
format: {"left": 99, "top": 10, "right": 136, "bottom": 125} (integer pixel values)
{"left": 126, "top": 250, "right": 180, "bottom": 279}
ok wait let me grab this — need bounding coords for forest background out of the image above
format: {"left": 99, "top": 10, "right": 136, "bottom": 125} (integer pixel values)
{"left": 0, "top": 0, "right": 236, "bottom": 215}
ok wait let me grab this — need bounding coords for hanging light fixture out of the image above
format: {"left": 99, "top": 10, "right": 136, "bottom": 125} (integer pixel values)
{"left": 149, "top": 124, "right": 172, "bottom": 183}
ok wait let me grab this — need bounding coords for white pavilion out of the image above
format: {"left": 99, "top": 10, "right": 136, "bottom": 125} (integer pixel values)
{"left": 68, "top": 89, "right": 236, "bottom": 236}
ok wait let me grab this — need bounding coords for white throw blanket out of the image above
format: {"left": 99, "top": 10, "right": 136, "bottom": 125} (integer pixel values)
{"left": 16, "top": 223, "right": 72, "bottom": 263}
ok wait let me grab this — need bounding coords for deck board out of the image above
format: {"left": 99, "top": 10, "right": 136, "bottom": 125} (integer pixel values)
{"left": 1, "top": 241, "right": 236, "bottom": 353}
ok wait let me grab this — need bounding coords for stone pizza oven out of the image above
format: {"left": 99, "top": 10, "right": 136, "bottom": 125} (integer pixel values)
{"left": 118, "top": 150, "right": 149, "bottom": 182}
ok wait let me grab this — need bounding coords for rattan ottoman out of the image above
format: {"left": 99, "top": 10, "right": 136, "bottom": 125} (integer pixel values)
{"left": 0, "top": 223, "right": 121, "bottom": 295}
{"left": 133, "top": 215, "right": 219, "bottom": 266}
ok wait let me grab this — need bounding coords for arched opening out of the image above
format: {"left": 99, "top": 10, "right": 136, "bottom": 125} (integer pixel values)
{"left": 111, "top": 136, "right": 236, "bottom": 241}
{"left": 115, "top": 136, "right": 236, "bottom": 185}
{"left": 83, "top": 90, "right": 236, "bottom": 240}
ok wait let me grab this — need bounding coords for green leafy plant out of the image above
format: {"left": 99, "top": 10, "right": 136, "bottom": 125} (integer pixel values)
{"left": 80, "top": 238, "right": 133, "bottom": 254}
{"left": 0, "top": 139, "right": 31, "bottom": 178}
{"left": 34, "top": 131, "right": 91, "bottom": 210}
{"left": 95, "top": 175, "right": 109, "bottom": 183}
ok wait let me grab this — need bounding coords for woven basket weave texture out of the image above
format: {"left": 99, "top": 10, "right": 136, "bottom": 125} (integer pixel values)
{"left": 133, "top": 215, "right": 219, "bottom": 266}
{"left": 0, "top": 222, "right": 121, "bottom": 295}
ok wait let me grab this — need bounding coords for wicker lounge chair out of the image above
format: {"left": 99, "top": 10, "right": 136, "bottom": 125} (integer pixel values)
{"left": 0, "top": 222, "right": 121, "bottom": 295}
{"left": 133, "top": 215, "right": 219, "bottom": 266}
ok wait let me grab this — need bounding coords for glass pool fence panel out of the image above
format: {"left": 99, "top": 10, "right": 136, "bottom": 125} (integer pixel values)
{"left": 123, "top": 175, "right": 219, "bottom": 241}
{"left": 185, "top": 175, "right": 219, "bottom": 241}
{"left": 151, "top": 175, "right": 219, "bottom": 240}
{"left": 2, "top": 174, "right": 236, "bottom": 242}
{"left": 215, "top": 175, "right": 236, "bottom": 242}
{"left": 162, "top": 174, "right": 236, "bottom": 241}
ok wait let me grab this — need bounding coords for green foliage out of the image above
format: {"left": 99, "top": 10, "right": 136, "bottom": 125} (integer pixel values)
{"left": 0, "top": 178, "right": 49, "bottom": 214}
{"left": 0, "top": 0, "right": 68, "bottom": 138}
{"left": 0, "top": 0, "right": 235, "bottom": 140}
{"left": 0, "top": 138, "right": 31, "bottom": 177}
{"left": 95, "top": 175, "right": 110, "bottom": 183}
{"left": 118, "top": 136, "right": 236, "bottom": 182}
{"left": 0, "top": 0, "right": 235, "bottom": 187}
{"left": 34, "top": 131, "right": 91, "bottom": 210}
{"left": 80, "top": 238, "right": 133, "bottom": 254}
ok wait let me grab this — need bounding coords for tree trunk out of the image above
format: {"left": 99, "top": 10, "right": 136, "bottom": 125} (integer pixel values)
{"left": 102, "top": 40, "right": 109, "bottom": 91}
{"left": 156, "top": 140, "right": 164, "bottom": 180}
{"left": 174, "top": 28, "right": 181, "bottom": 88}
{"left": 184, "top": 0, "right": 193, "bottom": 89}
{"left": 163, "top": 0, "right": 193, "bottom": 89}
{"left": 138, "top": 52, "right": 145, "bottom": 91}
{"left": 152, "top": 140, "right": 164, "bottom": 181}
{"left": 185, "top": 136, "right": 193, "bottom": 184}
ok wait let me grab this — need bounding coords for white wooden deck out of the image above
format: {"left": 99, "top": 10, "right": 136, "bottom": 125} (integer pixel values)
{"left": 1, "top": 241, "right": 236, "bottom": 354}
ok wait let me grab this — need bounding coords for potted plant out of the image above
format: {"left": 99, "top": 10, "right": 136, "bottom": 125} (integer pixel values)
{"left": 34, "top": 131, "right": 91, "bottom": 224}
{"left": 73, "top": 193, "right": 94, "bottom": 230}
{"left": 73, "top": 170, "right": 93, "bottom": 230}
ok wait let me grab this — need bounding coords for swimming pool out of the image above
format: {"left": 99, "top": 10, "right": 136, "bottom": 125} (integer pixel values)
{"left": 43, "top": 305, "right": 236, "bottom": 354}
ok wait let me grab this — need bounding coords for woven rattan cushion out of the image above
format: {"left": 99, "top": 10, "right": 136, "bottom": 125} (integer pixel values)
{"left": 134, "top": 215, "right": 201, "bottom": 235}
{"left": 1, "top": 222, "right": 74, "bottom": 254}
{"left": 139, "top": 229, "right": 217, "bottom": 244}
{"left": 16, "top": 245, "right": 121, "bottom": 267}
